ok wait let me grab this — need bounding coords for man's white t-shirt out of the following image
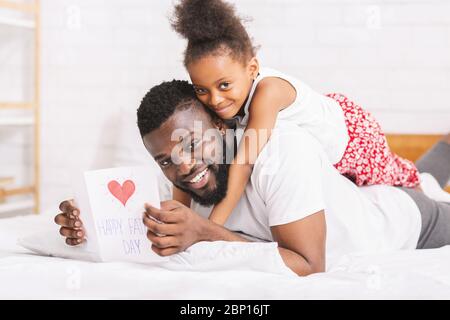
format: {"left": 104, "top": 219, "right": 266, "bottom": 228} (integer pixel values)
{"left": 193, "top": 122, "right": 422, "bottom": 268}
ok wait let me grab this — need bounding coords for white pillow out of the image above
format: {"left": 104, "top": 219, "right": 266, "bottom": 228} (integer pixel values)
{"left": 113, "top": 107, "right": 172, "bottom": 200}
{"left": 18, "top": 229, "right": 98, "bottom": 261}
{"left": 17, "top": 229, "right": 295, "bottom": 276}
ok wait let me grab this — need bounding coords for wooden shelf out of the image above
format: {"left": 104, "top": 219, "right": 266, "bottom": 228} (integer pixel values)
{"left": 2, "top": 185, "right": 34, "bottom": 196}
{"left": 1, "top": 185, "right": 34, "bottom": 204}
{"left": 0, "top": 199, "right": 34, "bottom": 214}
{"left": 0, "top": 16, "right": 35, "bottom": 28}
{"left": 0, "top": 177, "right": 14, "bottom": 185}
{"left": 0, "top": 0, "right": 36, "bottom": 13}
{"left": 0, "top": 117, "right": 35, "bottom": 126}
{"left": 0, "top": 0, "right": 40, "bottom": 214}
{"left": 0, "top": 102, "right": 34, "bottom": 109}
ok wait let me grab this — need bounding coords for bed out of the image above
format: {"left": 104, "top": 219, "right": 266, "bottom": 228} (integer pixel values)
{"left": 1, "top": 214, "right": 450, "bottom": 299}
{"left": 1, "top": 134, "right": 449, "bottom": 299}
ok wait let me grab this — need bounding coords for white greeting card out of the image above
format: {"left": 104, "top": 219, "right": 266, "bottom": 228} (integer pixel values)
{"left": 73, "top": 166, "right": 168, "bottom": 263}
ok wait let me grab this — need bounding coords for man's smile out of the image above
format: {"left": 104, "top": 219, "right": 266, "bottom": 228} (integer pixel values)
{"left": 182, "top": 165, "right": 211, "bottom": 190}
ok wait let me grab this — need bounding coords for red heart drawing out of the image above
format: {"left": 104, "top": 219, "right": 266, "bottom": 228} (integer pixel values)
{"left": 107, "top": 180, "right": 135, "bottom": 206}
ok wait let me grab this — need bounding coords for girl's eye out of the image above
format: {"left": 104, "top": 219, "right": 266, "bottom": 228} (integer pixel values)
{"left": 194, "top": 87, "right": 207, "bottom": 95}
{"left": 219, "top": 82, "right": 230, "bottom": 90}
{"left": 184, "top": 139, "right": 200, "bottom": 152}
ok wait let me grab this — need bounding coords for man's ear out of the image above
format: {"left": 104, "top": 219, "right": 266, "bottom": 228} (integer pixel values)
{"left": 247, "top": 57, "right": 259, "bottom": 80}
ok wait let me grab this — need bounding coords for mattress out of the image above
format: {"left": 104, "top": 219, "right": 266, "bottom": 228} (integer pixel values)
{"left": 1, "top": 214, "right": 450, "bottom": 299}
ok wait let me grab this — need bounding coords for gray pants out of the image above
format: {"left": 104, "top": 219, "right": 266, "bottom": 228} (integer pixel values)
{"left": 398, "top": 141, "right": 450, "bottom": 249}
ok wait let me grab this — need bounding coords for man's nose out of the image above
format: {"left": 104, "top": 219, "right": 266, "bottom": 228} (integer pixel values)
{"left": 177, "top": 157, "right": 196, "bottom": 176}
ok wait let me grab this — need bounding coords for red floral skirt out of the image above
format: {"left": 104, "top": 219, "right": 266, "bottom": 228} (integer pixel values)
{"left": 327, "top": 93, "right": 420, "bottom": 187}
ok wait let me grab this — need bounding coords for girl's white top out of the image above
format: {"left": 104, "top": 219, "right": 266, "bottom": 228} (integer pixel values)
{"left": 235, "top": 67, "right": 350, "bottom": 164}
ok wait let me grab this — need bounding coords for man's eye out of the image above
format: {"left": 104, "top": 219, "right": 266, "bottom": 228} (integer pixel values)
{"left": 159, "top": 159, "right": 171, "bottom": 167}
{"left": 194, "top": 88, "right": 207, "bottom": 95}
{"left": 219, "top": 82, "right": 230, "bottom": 90}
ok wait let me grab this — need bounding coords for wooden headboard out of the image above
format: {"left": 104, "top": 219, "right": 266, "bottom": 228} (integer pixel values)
{"left": 386, "top": 134, "right": 442, "bottom": 162}
{"left": 385, "top": 134, "right": 450, "bottom": 192}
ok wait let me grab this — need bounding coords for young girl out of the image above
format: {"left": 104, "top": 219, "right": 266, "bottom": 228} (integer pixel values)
{"left": 170, "top": 0, "right": 420, "bottom": 225}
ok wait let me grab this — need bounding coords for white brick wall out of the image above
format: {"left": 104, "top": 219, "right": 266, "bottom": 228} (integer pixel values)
{"left": 0, "top": 0, "right": 449, "bottom": 214}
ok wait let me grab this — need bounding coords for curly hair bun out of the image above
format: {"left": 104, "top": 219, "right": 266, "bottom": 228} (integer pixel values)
{"left": 171, "top": 0, "right": 241, "bottom": 43}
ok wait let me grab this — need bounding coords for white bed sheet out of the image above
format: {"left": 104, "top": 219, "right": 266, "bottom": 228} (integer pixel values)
{"left": 1, "top": 214, "right": 450, "bottom": 299}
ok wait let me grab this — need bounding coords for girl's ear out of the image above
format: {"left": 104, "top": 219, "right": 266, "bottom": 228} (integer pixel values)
{"left": 212, "top": 116, "right": 227, "bottom": 135}
{"left": 247, "top": 57, "right": 259, "bottom": 80}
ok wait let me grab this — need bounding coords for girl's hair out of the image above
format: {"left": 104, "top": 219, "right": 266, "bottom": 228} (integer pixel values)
{"left": 171, "top": 0, "right": 256, "bottom": 67}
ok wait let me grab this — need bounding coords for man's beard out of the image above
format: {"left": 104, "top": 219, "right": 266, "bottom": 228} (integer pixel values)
{"left": 177, "top": 164, "right": 230, "bottom": 207}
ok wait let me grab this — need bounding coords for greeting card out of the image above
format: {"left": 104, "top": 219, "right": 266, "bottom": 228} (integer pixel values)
{"left": 73, "top": 166, "right": 167, "bottom": 263}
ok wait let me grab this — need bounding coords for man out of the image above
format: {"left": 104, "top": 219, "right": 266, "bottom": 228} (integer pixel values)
{"left": 55, "top": 80, "right": 450, "bottom": 276}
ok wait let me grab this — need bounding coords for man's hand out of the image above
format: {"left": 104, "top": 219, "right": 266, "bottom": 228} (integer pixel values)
{"left": 54, "top": 199, "right": 85, "bottom": 246}
{"left": 143, "top": 200, "right": 207, "bottom": 256}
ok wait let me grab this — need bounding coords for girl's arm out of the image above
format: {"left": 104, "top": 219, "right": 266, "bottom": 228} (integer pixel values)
{"left": 173, "top": 185, "right": 192, "bottom": 207}
{"left": 208, "top": 77, "right": 297, "bottom": 225}
{"left": 208, "top": 163, "right": 253, "bottom": 225}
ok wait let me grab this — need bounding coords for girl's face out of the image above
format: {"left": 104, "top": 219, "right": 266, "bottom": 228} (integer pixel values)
{"left": 187, "top": 53, "right": 259, "bottom": 120}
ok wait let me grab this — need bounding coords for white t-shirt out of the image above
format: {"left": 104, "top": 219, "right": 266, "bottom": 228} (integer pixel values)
{"left": 193, "top": 122, "right": 422, "bottom": 268}
{"left": 235, "top": 67, "right": 349, "bottom": 164}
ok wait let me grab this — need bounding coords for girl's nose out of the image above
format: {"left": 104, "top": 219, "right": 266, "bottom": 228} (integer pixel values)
{"left": 209, "top": 94, "right": 224, "bottom": 107}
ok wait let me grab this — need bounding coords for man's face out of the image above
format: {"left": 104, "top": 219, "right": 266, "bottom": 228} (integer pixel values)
{"left": 143, "top": 106, "right": 231, "bottom": 206}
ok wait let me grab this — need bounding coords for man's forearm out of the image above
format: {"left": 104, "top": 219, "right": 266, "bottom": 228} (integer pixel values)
{"left": 199, "top": 219, "right": 250, "bottom": 242}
